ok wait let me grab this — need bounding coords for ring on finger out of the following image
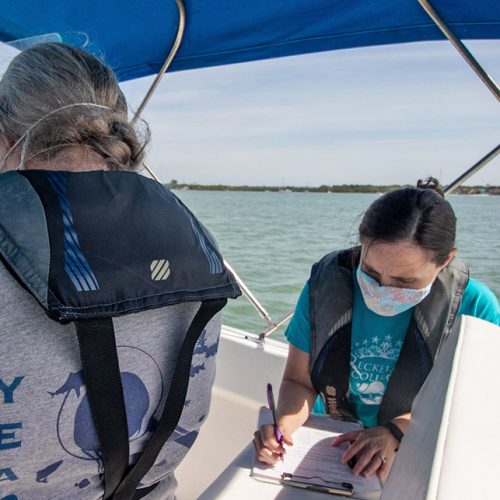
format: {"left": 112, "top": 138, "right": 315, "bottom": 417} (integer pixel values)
{"left": 376, "top": 453, "right": 387, "bottom": 464}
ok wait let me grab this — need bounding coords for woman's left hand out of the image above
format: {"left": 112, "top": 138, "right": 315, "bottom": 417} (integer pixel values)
{"left": 331, "top": 426, "right": 399, "bottom": 480}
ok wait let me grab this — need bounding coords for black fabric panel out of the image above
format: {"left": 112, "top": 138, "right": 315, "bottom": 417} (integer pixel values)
{"left": 312, "top": 324, "right": 357, "bottom": 422}
{"left": 338, "top": 246, "right": 360, "bottom": 270}
{"left": 21, "top": 171, "right": 69, "bottom": 312}
{"left": 75, "top": 318, "right": 130, "bottom": 499}
{"left": 18, "top": 171, "right": 240, "bottom": 321}
{"left": 377, "top": 321, "right": 432, "bottom": 423}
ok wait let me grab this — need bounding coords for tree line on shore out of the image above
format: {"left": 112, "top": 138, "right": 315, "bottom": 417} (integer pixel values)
{"left": 165, "top": 180, "right": 499, "bottom": 195}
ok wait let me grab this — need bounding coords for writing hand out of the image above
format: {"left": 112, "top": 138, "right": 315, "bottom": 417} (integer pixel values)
{"left": 253, "top": 424, "right": 293, "bottom": 465}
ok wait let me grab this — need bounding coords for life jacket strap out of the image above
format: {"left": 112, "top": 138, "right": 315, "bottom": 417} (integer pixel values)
{"left": 75, "top": 317, "right": 130, "bottom": 499}
{"left": 75, "top": 298, "right": 227, "bottom": 499}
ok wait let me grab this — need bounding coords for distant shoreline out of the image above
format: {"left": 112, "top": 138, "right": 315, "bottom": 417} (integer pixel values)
{"left": 166, "top": 182, "right": 500, "bottom": 195}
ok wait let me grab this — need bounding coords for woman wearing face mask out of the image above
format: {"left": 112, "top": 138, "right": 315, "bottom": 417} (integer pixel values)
{"left": 253, "top": 178, "right": 499, "bottom": 480}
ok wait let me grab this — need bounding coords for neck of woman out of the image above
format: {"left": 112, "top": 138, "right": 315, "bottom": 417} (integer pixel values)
{"left": 23, "top": 146, "right": 111, "bottom": 172}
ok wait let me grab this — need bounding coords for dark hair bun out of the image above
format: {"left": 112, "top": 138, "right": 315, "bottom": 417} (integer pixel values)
{"left": 417, "top": 177, "right": 444, "bottom": 197}
{"left": 359, "top": 181, "right": 456, "bottom": 265}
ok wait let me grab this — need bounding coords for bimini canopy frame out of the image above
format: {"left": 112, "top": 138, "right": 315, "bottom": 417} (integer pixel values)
{"left": 416, "top": 0, "right": 499, "bottom": 196}
{"left": 419, "top": 0, "right": 500, "bottom": 102}
{"left": 444, "top": 144, "right": 499, "bottom": 195}
{"left": 1, "top": 0, "right": 499, "bottom": 338}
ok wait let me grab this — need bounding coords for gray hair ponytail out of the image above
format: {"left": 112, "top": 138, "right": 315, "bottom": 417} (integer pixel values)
{"left": 0, "top": 42, "right": 149, "bottom": 171}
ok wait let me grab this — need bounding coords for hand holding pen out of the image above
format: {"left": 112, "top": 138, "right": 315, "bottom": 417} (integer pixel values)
{"left": 266, "top": 383, "right": 284, "bottom": 462}
{"left": 253, "top": 383, "right": 292, "bottom": 465}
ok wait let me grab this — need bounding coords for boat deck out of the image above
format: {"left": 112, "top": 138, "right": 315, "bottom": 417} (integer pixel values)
{"left": 176, "top": 327, "right": 288, "bottom": 499}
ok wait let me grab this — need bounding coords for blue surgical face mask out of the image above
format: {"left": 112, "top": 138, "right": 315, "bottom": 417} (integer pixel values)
{"left": 356, "top": 266, "right": 433, "bottom": 317}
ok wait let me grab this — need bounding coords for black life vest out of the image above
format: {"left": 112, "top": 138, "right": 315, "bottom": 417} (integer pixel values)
{"left": 308, "top": 247, "right": 468, "bottom": 425}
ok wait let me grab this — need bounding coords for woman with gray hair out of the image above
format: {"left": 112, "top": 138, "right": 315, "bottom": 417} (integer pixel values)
{"left": 0, "top": 42, "right": 240, "bottom": 499}
{"left": 0, "top": 42, "right": 146, "bottom": 172}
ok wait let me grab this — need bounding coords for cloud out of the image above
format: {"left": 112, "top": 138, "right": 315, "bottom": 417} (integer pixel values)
{"left": 122, "top": 40, "right": 500, "bottom": 185}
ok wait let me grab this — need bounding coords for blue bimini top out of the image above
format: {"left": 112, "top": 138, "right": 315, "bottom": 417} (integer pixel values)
{"left": 0, "top": 1, "right": 499, "bottom": 81}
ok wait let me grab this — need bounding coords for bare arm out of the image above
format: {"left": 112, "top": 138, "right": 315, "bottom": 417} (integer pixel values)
{"left": 391, "top": 413, "right": 410, "bottom": 433}
{"left": 253, "top": 344, "right": 318, "bottom": 464}
{"left": 277, "top": 344, "right": 318, "bottom": 435}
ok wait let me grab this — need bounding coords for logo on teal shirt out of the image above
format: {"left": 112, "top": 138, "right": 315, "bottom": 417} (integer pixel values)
{"left": 349, "top": 334, "right": 403, "bottom": 406}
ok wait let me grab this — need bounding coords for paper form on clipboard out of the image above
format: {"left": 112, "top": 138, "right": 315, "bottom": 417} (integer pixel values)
{"left": 251, "top": 407, "right": 382, "bottom": 499}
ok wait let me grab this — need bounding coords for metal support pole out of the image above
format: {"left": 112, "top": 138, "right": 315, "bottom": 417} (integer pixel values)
{"left": 259, "top": 311, "right": 294, "bottom": 340}
{"left": 130, "top": 1, "right": 279, "bottom": 335}
{"left": 133, "top": 0, "right": 185, "bottom": 182}
{"left": 132, "top": 0, "right": 186, "bottom": 123}
{"left": 444, "top": 144, "right": 500, "bottom": 196}
{"left": 418, "top": 0, "right": 500, "bottom": 102}
{"left": 141, "top": 161, "right": 162, "bottom": 183}
{"left": 223, "top": 260, "right": 274, "bottom": 325}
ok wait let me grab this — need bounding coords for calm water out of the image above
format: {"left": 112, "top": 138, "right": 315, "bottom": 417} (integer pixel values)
{"left": 174, "top": 190, "right": 500, "bottom": 340}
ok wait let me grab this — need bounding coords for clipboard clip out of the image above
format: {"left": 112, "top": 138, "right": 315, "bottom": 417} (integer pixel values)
{"left": 281, "top": 472, "right": 354, "bottom": 497}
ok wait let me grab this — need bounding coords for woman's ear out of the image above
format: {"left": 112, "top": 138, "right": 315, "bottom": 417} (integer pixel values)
{"left": 0, "top": 135, "right": 9, "bottom": 162}
{"left": 440, "top": 247, "right": 458, "bottom": 270}
{"left": 0, "top": 134, "right": 14, "bottom": 154}
{"left": 0, "top": 134, "right": 9, "bottom": 149}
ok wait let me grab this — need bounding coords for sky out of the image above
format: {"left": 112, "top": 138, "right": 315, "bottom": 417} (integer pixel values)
{"left": 121, "top": 40, "right": 499, "bottom": 187}
{"left": 0, "top": 39, "right": 497, "bottom": 186}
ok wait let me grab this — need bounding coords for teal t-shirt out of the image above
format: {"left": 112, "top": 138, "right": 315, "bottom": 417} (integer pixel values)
{"left": 285, "top": 273, "right": 499, "bottom": 426}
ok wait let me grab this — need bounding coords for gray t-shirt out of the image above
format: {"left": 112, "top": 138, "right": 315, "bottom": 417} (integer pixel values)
{"left": 0, "top": 263, "right": 222, "bottom": 499}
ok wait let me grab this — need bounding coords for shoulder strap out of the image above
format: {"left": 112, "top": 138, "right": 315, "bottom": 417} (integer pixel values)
{"left": 75, "top": 298, "right": 226, "bottom": 500}
{"left": 309, "top": 248, "right": 356, "bottom": 370}
{"left": 75, "top": 318, "right": 130, "bottom": 499}
{"left": 414, "top": 257, "right": 469, "bottom": 360}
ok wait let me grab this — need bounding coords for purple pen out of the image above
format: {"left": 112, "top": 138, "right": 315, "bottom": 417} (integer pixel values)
{"left": 266, "top": 383, "right": 284, "bottom": 461}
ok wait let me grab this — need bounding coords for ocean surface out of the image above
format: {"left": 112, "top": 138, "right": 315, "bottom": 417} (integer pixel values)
{"left": 174, "top": 190, "right": 500, "bottom": 341}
